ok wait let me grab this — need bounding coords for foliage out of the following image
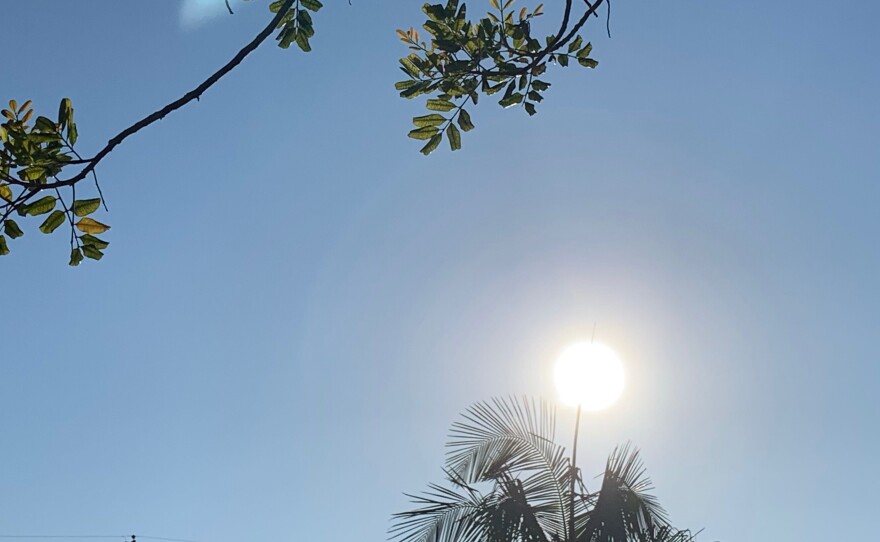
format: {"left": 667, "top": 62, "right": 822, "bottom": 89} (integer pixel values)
{"left": 397, "top": 0, "right": 601, "bottom": 155}
{"left": 390, "top": 397, "right": 700, "bottom": 542}
{"left": 0, "top": 99, "right": 109, "bottom": 264}
{"left": 1, "top": 0, "right": 610, "bottom": 263}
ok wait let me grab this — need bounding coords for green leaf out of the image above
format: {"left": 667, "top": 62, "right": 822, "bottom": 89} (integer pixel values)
{"left": 446, "top": 123, "right": 462, "bottom": 151}
{"left": 395, "top": 80, "right": 417, "bottom": 91}
{"left": 79, "top": 234, "right": 109, "bottom": 250}
{"left": 4, "top": 219, "right": 23, "bottom": 239}
{"left": 34, "top": 116, "right": 56, "bottom": 132}
{"left": 457, "top": 108, "right": 475, "bottom": 132}
{"left": 22, "top": 196, "right": 56, "bottom": 216}
{"left": 69, "top": 247, "right": 83, "bottom": 266}
{"left": 499, "top": 92, "right": 524, "bottom": 108}
{"left": 577, "top": 42, "right": 593, "bottom": 58}
{"left": 558, "top": 54, "right": 569, "bottom": 67}
{"left": 19, "top": 166, "right": 47, "bottom": 181}
{"left": 68, "top": 122, "right": 78, "bottom": 145}
{"left": 423, "top": 4, "right": 446, "bottom": 21}
{"left": 408, "top": 126, "right": 440, "bottom": 140}
{"left": 420, "top": 134, "right": 443, "bottom": 156}
{"left": 300, "top": 0, "right": 323, "bottom": 11}
{"left": 568, "top": 35, "right": 583, "bottom": 53}
{"left": 426, "top": 99, "right": 456, "bottom": 112}
{"left": 483, "top": 80, "right": 507, "bottom": 96}
{"left": 531, "top": 79, "right": 550, "bottom": 91}
{"left": 82, "top": 244, "right": 104, "bottom": 261}
{"left": 295, "top": 33, "right": 312, "bottom": 52}
{"left": 0, "top": 184, "right": 12, "bottom": 202}
{"left": 412, "top": 114, "right": 447, "bottom": 128}
{"left": 0, "top": 235, "right": 8, "bottom": 256}
{"left": 399, "top": 57, "right": 420, "bottom": 77}
{"left": 58, "top": 98, "right": 72, "bottom": 127}
{"left": 39, "top": 210, "right": 66, "bottom": 234}
{"left": 577, "top": 57, "right": 598, "bottom": 68}
{"left": 524, "top": 102, "right": 537, "bottom": 116}
{"left": 73, "top": 198, "right": 101, "bottom": 217}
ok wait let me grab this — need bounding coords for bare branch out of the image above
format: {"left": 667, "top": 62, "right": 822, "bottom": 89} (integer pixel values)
{"left": 35, "top": 0, "right": 297, "bottom": 191}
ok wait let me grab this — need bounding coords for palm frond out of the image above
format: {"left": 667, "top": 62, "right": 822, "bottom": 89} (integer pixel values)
{"left": 392, "top": 399, "right": 698, "bottom": 542}
{"left": 390, "top": 483, "right": 492, "bottom": 542}
{"left": 446, "top": 397, "right": 572, "bottom": 538}
{"left": 577, "top": 443, "right": 669, "bottom": 542}
{"left": 651, "top": 527, "right": 702, "bottom": 542}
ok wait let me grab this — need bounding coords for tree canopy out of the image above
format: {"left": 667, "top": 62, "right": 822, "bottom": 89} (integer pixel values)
{"left": 1, "top": 0, "right": 609, "bottom": 264}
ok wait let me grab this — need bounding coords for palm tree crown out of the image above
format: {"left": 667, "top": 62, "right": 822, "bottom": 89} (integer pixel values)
{"left": 390, "top": 397, "right": 697, "bottom": 542}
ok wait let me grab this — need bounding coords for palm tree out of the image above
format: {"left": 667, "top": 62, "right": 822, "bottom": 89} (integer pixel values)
{"left": 390, "top": 397, "right": 698, "bottom": 542}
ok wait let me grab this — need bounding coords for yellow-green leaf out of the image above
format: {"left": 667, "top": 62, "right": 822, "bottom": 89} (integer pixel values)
{"left": 19, "top": 166, "right": 47, "bottom": 182}
{"left": 0, "top": 235, "right": 8, "bottom": 256}
{"left": 408, "top": 126, "right": 440, "bottom": 140}
{"left": 446, "top": 123, "right": 462, "bottom": 151}
{"left": 80, "top": 234, "right": 109, "bottom": 250}
{"left": 73, "top": 198, "right": 101, "bottom": 217}
{"left": 23, "top": 196, "right": 56, "bottom": 216}
{"left": 420, "top": 134, "right": 443, "bottom": 156}
{"left": 457, "top": 109, "right": 475, "bottom": 132}
{"left": 0, "top": 184, "right": 12, "bottom": 202}
{"left": 75, "top": 217, "right": 110, "bottom": 234}
{"left": 412, "top": 114, "right": 446, "bottom": 128}
{"left": 39, "top": 210, "right": 66, "bottom": 234}
{"left": 426, "top": 99, "right": 456, "bottom": 112}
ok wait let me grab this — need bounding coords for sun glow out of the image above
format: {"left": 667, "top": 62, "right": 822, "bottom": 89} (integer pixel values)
{"left": 554, "top": 342, "right": 625, "bottom": 411}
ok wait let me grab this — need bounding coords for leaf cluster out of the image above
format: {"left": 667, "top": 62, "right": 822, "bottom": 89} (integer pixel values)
{"left": 267, "top": 0, "right": 322, "bottom": 51}
{"left": 396, "top": 0, "right": 603, "bottom": 154}
{"left": 0, "top": 99, "right": 109, "bottom": 264}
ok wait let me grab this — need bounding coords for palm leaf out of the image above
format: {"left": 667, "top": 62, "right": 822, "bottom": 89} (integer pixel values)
{"left": 390, "top": 483, "right": 493, "bottom": 542}
{"left": 445, "top": 397, "right": 571, "bottom": 539}
{"left": 577, "top": 443, "right": 669, "bottom": 542}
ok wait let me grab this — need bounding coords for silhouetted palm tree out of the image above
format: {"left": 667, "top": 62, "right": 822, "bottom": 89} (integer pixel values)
{"left": 391, "top": 397, "right": 697, "bottom": 542}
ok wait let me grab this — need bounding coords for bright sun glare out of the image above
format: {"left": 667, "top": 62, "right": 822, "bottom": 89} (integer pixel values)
{"left": 554, "top": 342, "right": 625, "bottom": 411}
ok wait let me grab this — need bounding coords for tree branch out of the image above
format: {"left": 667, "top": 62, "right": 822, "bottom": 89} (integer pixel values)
{"left": 556, "top": 0, "right": 605, "bottom": 51}
{"left": 37, "top": 0, "right": 296, "bottom": 190}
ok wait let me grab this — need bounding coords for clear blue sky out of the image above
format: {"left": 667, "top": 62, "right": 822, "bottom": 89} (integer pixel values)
{"left": 2, "top": 1, "right": 878, "bottom": 540}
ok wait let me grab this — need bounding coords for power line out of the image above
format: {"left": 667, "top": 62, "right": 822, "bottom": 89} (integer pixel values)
{"left": 0, "top": 536, "right": 198, "bottom": 542}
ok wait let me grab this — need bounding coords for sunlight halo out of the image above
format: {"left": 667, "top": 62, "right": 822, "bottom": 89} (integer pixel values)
{"left": 554, "top": 342, "right": 625, "bottom": 411}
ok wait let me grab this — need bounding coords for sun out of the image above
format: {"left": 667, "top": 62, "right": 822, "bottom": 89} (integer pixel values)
{"left": 554, "top": 342, "right": 625, "bottom": 411}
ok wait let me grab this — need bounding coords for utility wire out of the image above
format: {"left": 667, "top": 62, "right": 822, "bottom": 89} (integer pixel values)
{"left": 0, "top": 536, "right": 198, "bottom": 542}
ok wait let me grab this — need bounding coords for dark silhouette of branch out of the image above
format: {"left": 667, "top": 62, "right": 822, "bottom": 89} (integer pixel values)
{"left": 35, "top": 0, "right": 296, "bottom": 190}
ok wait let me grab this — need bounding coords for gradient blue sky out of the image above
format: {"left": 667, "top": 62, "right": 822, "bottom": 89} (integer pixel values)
{"left": 2, "top": 1, "right": 878, "bottom": 540}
